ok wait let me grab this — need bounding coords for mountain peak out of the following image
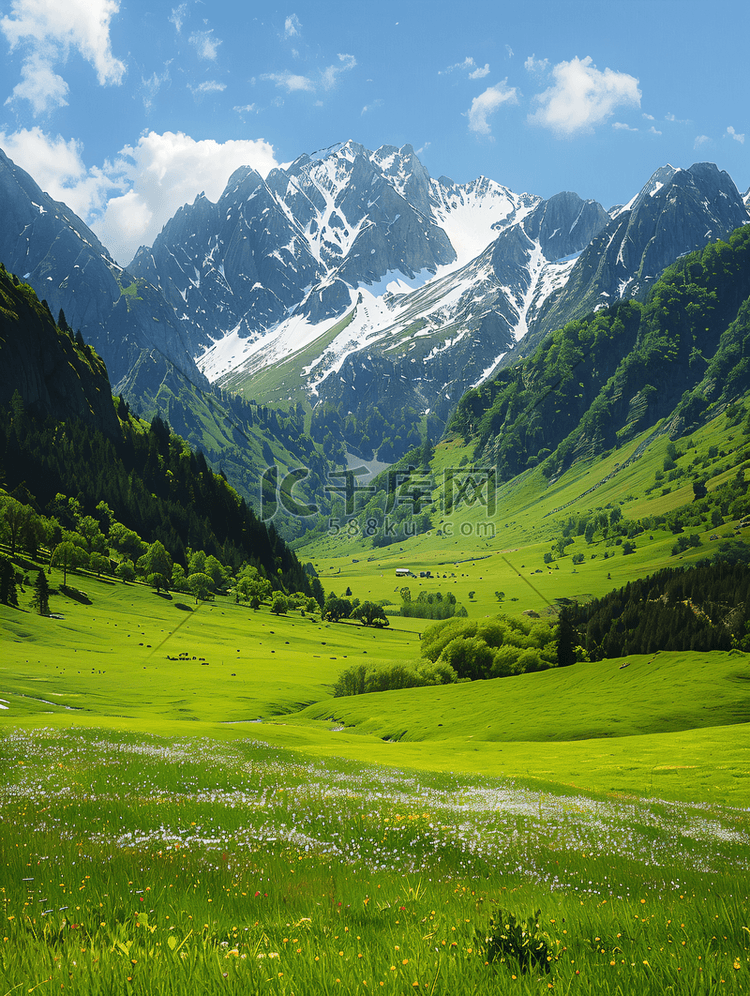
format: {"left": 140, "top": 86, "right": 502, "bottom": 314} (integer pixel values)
{"left": 622, "top": 164, "right": 681, "bottom": 214}
{"left": 225, "top": 164, "right": 263, "bottom": 191}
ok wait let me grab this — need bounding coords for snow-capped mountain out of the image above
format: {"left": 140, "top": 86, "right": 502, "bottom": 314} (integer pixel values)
{"left": 128, "top": 141, "right": 614, "bottom": 425}
{"left": 2, "top": 136, "right": 748, "bottom": 465}
{"left": 128, "top": 140, "right": 539, "bottom": 358}
{"left": 525, "top": 162, "right": 750, "bottom": 353}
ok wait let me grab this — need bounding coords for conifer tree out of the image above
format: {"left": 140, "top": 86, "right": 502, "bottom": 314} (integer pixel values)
{"left": 31, "top": 569, "right": 50, "bottom": 615}
{"left": 0, "top": 555, "right": 18, "bottom": 606}
{"left": 556, "top": 610, "right": 578, "bottom": 667}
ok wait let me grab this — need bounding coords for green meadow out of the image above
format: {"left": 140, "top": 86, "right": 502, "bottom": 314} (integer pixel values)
{"left": 3, "top": 406, "right": 750, "bottom": 994}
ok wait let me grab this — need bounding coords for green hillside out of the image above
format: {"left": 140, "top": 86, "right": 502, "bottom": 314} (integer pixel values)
{"left": 295, "top": 650, "right": 750, "bottom": 742}
{"left": 1, "top": 561, "right": 749, "bottom": 802}
{"left": 117, "top": 354, "right": 338, "bottom": 537}
{"left": 299, "top": 398, "right": 750, "bottom": 603}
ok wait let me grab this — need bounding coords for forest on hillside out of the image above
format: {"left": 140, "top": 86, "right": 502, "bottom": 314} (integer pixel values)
{"left": 451, "top": 225, "right": 750, "bottom": 478}
{"left": 558, "top": 560, "right": 750, "bottom": 662}
{"left": 0, "top": 394, "right": 311, "bottom": 596}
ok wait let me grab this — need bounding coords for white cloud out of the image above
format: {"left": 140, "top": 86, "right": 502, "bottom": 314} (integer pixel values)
{"left": 441, "top": 56, "right": 489, "bottom": 78}
{"left": 1, "top": 0, "right": 125, "bottom": 115}
{"left": 505, "top": 44, "right": 514, "bottom": 59}
{"left": 6, "top": 51, "right": 69, "bottom": 114}
{"left": 0, "top": 127, "right": 280, "bottom": 264}
{"left": 170, "top": 3, "right": 187, "bottom": 33}
{"left": 189, "top": 29, "right": 221, "bottom": 61}
{"left": 524, "top": 54, "right": 549, "bottom": 75}
{"left": 263, "top": 70, "right": 315, "bottom": 92}
{"left": 727, "top": 125, "right": 745, "bottom": 144}
{"left": 612, "top": 121, "right": 637, "bottom": 132}
{"left": 694, "top": 134, "right": 711, "bottom": 149}
{"left": 284, "top": 14, "right": 301, "bottom": 38}
{"left": 529, "top": 56, "right": 640, "bottom": 137}
{"left": 361, "top": 98, "right": 383, "bottom": 115}
{"left": 263, "top": 53, "right": 356, "bottom": 94}
{"left": 466, "top": 80, "right": 518, "bottom": 136}
{"left": 0, "top": 125, "right": 122, "bottom": 217}
{"left": 94, "top": 132, "right": 277, "bottom": 264}
{"left": 190, "top": 80, "right": 226, "bottom": 96}
{"left": 321, "top": 53, "right": 356, "bottom": 90}
{"left": 648, "top": 125, "right": 662, "bottom": 136}
{"left": 642, "top": 112, "right": 655, "bottom": 121}
{"left": 141, "top": 64, "right": 171, "bottom": 111}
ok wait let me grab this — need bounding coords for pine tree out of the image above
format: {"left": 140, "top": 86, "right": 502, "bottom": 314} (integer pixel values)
{"left": 556, "top": 610, "right": 578, "bottom": 667}
{"left": 31, "top": 569, "right": 50, "bottom": 615}
{"left": 0, "top": 556, "right": 18, "bottom": 606}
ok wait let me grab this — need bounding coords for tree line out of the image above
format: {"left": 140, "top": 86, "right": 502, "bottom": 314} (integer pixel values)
{"left": 556, "top": 560, "right": 750, "bottom": 662}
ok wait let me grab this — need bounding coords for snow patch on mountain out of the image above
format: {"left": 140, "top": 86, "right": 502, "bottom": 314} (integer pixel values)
{"left": 430, "top": 176, "right": 535, "bottom": 270}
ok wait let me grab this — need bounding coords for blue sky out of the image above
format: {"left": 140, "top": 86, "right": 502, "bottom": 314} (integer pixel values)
{"left": 0, "top": 0, "right": 747, "bottom": 265}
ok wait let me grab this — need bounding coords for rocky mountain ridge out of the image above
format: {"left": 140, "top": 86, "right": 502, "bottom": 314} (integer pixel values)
{"left": 0, "top": 149, "right": 203, "bottom": 394}
{"left": 128, "top": 140, "right": 538, "bottom": 360}
{"left": 519, "top": 162, "right": 750, "bottom": 360}
{"left": 130, "top": 142, "right": 746, "bottom": 456}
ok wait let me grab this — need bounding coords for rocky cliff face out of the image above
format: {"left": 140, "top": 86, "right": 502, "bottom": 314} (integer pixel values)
{"left": 0, "top": 149, "right": 205, "bottom": 394}
{"left": 526, "top": 163, "right": 750, "bottom": 351}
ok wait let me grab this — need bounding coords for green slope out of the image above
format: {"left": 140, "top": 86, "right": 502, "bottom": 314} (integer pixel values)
{"left": 3, "top": 568, "right": 750, "bottom": 805}
{"left": 299, "top": 398, "right": 750, "bottom": 616}
{"left": 118, "top": 356, "right": 334, "bottom": 534}
{"left": 293, "top": 650, "right": 750, "bottom": 742}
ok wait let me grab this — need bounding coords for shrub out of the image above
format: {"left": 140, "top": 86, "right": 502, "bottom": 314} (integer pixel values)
{"left": 478, "top": 908, "right": 553, "bottom": 974}
{"left": 324, "top": 595, "right": 352, "bottom": 621}
{"left": 422, "top": 614, "right": 558, "bottom": 680}
{"left": 515, "top": 648, "right": 548, "bottom": 673}
{"left": 490, "top": 645, "right": 521, "bottom": 677}
{"left": 438, "top": 636, "right": 494, "bottom": 681}
{"left": 115, "top": 559, "right": 136, "bottom": 582}
{"left": 421, "top": 618, "right": 477, "bottom": 662}
{"left": 352, "top": 600, "right": 389, "bottom": 627}
{"left": 271, "top": 593, "right": 288, "bottom": 615}
{"left": 401, "top": 590, "right": 461, "bottom": 620}
{"left": 333, "top": 658, "right": 456, "bottom": 696}
{"left": 475, "top": 619, "right": 509, "bottom": 648}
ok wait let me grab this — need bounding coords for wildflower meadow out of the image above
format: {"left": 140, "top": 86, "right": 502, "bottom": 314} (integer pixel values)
{"left": 2, "top": 727, "right": 748, "bottom": 995}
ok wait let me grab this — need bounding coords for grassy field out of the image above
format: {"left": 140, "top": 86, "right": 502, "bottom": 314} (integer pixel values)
{"left": 3, "top": 571, "right": 750, "bottom": 994}
{"left": 1, "top": 722, "right": 749, "bottom": 995}
{"left": 3, "top": 405, "right": 750, "bottom": 994}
